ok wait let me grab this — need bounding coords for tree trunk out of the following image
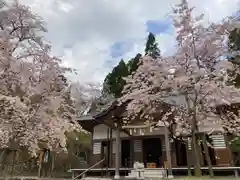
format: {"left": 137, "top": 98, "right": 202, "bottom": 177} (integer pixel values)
{"left": 192, "top": 134, "right": 202, "bottom": 177}
{"left": 184, "top": 94, "right": 201, "bottom": 177}
{"left": 202, "top": 134, "right": 214, "bottom": 177}
{"left": 0, "top": 148, "right": 10, "bottom": 173}
{"left": 43, "top": 150, "right": 48, "bottom": 177}
{"left": 10, "top": 150, "right": 16, "bottom": 175}
{"left": 0, "top": 149, "right": 6, "bottom": 172}
{"left": 46, "top": 150, "right": 51, "bottom": 177}
{"left": 50, "top": 151, "right": 55, "bottom": 177}
{"left": 42, "top": 149, "right": 51, "bottom": 177}
{"left": 186, "top": 140, "right": 192, "bottom": 176}
{"left": 199, "top": 145, "right": 204, "bottom": 166}
{"left": 38, "top": 150, "right": 44, "bottom": 177}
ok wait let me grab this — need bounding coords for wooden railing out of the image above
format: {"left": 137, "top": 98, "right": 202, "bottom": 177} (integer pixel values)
{"left": 70, "top": 158, "right": 105, "bottom": 180}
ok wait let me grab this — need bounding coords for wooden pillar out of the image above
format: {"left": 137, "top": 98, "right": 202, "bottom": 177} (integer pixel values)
{"left": 109, "top": 128, "right": 113, "bottom": 167}
{"left": 171, "top": 142, "right": 177, "bottom": 167}
{"left": 114, "top": 122, "right": 120, "bottom": 179}
{"left": 164, "top": 126, "right": 173, "bottom": 178}
{"left": 106, "top": 127, "right": 110, "bottom": 174}
{"left": 130, "top": 139, "right": 134, "bottom": 167}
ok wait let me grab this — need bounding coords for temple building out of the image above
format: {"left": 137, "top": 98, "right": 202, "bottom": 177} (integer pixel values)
{"left": 77, "top": 96, "right": 233, "bottom": 177}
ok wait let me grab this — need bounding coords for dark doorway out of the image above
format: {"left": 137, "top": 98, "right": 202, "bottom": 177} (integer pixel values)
{"left": 208, "top": 146, "right": 217, "bottom": 165}
{"left": 201, "top": 143, "right": 217, "bottom": 166}
{"left": 121, "top": 140, "right": 131, "bottom": 167}
{"left": 101, "top": 141, "right": 110, "bottom": 167}
{"left": 175, "top": 139, "right": 187, "bottom": 166}
{"left": 143, "top": 138, "right": 162, "bottom": 167}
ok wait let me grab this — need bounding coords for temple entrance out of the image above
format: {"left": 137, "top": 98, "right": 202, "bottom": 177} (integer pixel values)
{"left": 143, "top": 138, "right": 162, "bottom": 167}
{"left": 175, "top": 139, "right": 187, "bottom": 166}
{"left": 121, "top": 140, "right": 131, "bottom": 167}
{"left": 101, "top": 141, "right": 110, "bottom": 167}
{"left": 201, "top": 143, "right": 217, "bottom": 166}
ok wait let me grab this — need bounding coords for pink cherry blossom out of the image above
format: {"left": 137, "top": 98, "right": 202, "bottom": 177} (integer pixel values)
{"left": 119, "top": 0, "right": 240, "bottom": 136}
{"left": 0, "top": 0, "right": 82, "bottom": 156}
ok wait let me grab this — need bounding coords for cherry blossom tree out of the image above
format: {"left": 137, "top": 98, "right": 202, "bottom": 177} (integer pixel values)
{"left": 0, "top": 0, "right": 46, "bottom": 60}
{"left": 0, "top": 0, "right": 82, "bottom": 159}
{"left": 70, "top": 81, "right": 102, "bottom": 115}
{"left": 119, "top": 0, "right": 240, "bottom": 177}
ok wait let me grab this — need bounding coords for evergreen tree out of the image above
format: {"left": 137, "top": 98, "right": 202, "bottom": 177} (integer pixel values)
{"left": 103, "top": 59, "right": 128, "bottom": 98}
{"left": 127, "top": 53, "right": 142, "bottom": 74}
{"left": 228, "top": 28, "right": 240, "bottom": 87}
{"left": 144, "top": 32, "right": 161, "bottom": 59}
{"left": 229, "top": 28, "right": 240, "bottom": 52}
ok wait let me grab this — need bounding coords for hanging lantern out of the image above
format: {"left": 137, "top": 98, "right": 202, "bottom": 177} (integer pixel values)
{"left": 150, "top": 126, "right": 153, "bottom": 132}
{"left": 129, "top": 129, "right": 132, "bottom": 135}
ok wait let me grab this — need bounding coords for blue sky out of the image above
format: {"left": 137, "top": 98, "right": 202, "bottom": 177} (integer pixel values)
{"left": 110, "top": 18, "right": 173, "bottom": 60}
{"left": 146, "top": 18, "right": 172, "bottom": 35}
{"left": 21, "top": 0, "right": 240, "bottom": 84}
{"left": 110, "top": 42, "right": 133, "bottom": 59}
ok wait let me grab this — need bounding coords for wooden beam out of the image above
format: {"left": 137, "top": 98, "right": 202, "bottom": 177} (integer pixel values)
{"left": 122, "top": 122, "right": 157, "bottom": 129}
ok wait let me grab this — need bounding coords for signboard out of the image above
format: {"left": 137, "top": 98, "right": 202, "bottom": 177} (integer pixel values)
{"left": 93, "top": 142, "right": 101, "bottom": 154}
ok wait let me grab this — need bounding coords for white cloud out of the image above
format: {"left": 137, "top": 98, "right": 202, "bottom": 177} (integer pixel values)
{"left": 19, "top": 0, "right": 240, "bottom": 84}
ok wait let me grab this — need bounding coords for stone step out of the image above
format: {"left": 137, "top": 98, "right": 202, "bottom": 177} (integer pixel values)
{"left": 128, "top": 169, "right": 166, "bottom": 178}
{"left": 131, "top": 170, "right": 165, "bottom": 173}
{"left": 82, "top": 178, "right": 112, "bottom": 180}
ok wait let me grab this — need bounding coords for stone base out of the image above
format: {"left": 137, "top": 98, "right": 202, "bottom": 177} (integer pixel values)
{"left": 114, "top": 175, "right": 120, "bottom": 180}
{"left": 167, "top": 175, "right": 174, "bottom": 179}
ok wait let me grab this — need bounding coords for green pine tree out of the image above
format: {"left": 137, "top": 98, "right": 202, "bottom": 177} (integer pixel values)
{"left": 127, "top": 53, "right": 142, "bottom": 74}
{"left": 103, "top": 59, "right": 129, "bottom": 98}
{"left": 229, "top": 28, "right": 240, "bottom": 52}
{"left": 145, "top": 32, "right": 161, "bottom": 59}
{"left": 228, "top": 28, "right": 240, "bottom": 87}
